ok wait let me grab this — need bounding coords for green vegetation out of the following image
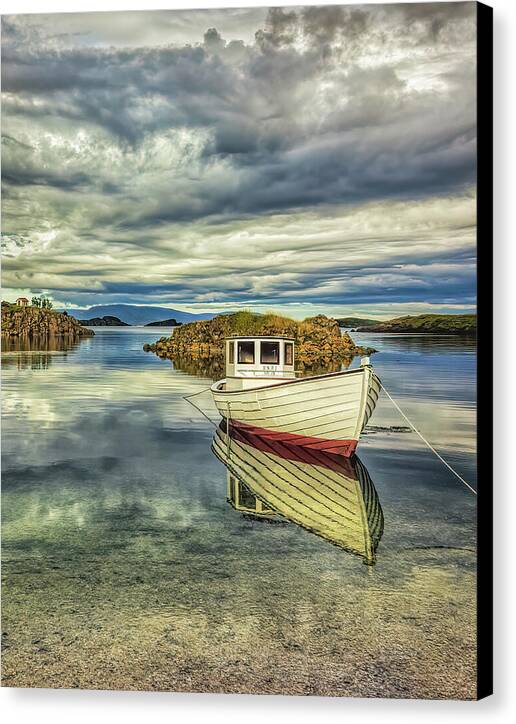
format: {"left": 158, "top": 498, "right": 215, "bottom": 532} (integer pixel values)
{"left": 214, "top": 310, "right": 298, "bottom": 336}
{"left": 31, "top": 296, "right": 53, "bottom": 309}
{"left": 355, "top": 314, "right": 476, "bottom": 335}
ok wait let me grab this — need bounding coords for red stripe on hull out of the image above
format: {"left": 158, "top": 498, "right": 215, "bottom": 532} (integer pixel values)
{"left": 225, "top": 419, "right": 358, "bottom": 461}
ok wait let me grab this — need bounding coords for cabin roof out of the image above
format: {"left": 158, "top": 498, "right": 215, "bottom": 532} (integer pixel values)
{"left": 225, "top": 335, "right": 295, "bottom": 341}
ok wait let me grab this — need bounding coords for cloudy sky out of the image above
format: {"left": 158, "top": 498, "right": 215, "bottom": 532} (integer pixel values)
{"left": 1, "top": 2, "right": 477, "bottom": 318}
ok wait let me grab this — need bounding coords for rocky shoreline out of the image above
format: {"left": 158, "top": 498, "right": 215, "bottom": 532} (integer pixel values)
{"left": 144, "top": 312, "right": 374, "bottom": 371}
{"left": 1, "top": 301, "right": 95, "bottom": 339}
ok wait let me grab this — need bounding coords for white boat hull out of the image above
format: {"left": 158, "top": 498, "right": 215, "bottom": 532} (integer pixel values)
{"left": 211, "top": 366, "right": 381, "bottom": 457}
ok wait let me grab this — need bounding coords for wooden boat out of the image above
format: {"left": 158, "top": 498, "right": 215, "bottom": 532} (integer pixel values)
{"left": 212, "top": 422, "right": 384, "bottom": 564}
{"left": 211, "top": 336, "right": 381, "bottom": 457}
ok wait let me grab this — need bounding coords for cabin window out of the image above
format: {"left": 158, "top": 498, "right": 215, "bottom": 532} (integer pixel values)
{"left": 228, "top": 341, "right": 234, "bottom": 364}
{"left": 285, "top": 342, "right": 293, "bottom": 366}
{"left": 238, "top": 481, "right": 258, "bottom": 510}
{"left": 238, "top": 341, "right": 255, "bottom": 364}
{"left": 260, "top": 341, "right": 280, "bottom": 364}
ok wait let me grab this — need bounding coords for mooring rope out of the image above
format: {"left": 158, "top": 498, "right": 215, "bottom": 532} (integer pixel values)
{"left": 379, "top": 382, "right": 477, "bottom": 496}
{"left": 183, "top": 386, "right": 218, "bottom": 428}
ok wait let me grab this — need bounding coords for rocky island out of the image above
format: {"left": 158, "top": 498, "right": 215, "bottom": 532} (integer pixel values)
{"left": 2, "top": 301, "right": 95, "bottom": 339}
{"left": 354, "top": 313, "right": 477, "bottom": 335}
{"left": 144, "top": 311, "right": 374, "bottom": 373}
{"left": 145, "top": 318, "right": 182, "bottom": 327}
{"left": 78, "top": 315, "right": 129, "bottom": 326}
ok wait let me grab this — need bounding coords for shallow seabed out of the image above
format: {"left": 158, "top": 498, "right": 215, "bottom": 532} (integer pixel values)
{"left": 2, "top": 328, "right": 477, "bottom": 698}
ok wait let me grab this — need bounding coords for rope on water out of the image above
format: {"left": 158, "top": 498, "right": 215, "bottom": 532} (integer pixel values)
{"left": 379, "top": 382, "right": 477, "bottom": 496}
{"left": 183, "top": 386, "right": 218, "bottom": 428}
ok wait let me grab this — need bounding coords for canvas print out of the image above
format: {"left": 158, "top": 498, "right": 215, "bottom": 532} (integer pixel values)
{"left": 1, "top": 2, "right": 491, "bottom": 699}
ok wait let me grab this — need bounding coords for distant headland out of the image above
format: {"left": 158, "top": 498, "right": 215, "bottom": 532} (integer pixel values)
{"left": 352, "top": 313, "right": 477, "bottom": 335}
{"left": 337, "top": 317, "right": 381, "bottom": 328}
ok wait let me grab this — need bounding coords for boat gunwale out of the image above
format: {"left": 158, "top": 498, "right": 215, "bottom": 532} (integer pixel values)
{"left": 211, "top": 365, "right": 372, "bottom": 395}
{"left": 224, "top": 335, "right": 295, "bottom": 341}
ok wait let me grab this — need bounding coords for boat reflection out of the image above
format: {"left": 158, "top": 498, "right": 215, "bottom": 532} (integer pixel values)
{"left": 212, "top": 421, "right": 384, "bottom": 565}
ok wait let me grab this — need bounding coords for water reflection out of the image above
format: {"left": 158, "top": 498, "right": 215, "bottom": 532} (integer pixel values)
{"left": 1, "top": 334, "right": 85, "bottom": 353}
{"left": 169, "top": 354, "right": 352, "bottom": 379}
{"left": 1, "top": 335, "right": 83, "bottom": 370}
{"left": 347, "top": 331, "right": 477, "bottom": 356}
{"left": 171, "top": 354, "right": 226, "bottom": 379}
{"left": 212, "top": 422, "right": 383, "bottom": 565}
{"left": 1, "top": 327, "right": 477, "bottom": 696}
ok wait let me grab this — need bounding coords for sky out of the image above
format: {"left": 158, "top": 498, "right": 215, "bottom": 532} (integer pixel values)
{"left": 1, "top": 2, "right": 478, "bottom": 319}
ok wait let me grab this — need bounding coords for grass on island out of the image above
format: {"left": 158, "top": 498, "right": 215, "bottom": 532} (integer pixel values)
{"left": 218, "top": 310, "right": 297, "bottom": 336}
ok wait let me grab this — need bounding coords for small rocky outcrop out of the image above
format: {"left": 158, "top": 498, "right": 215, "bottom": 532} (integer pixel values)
{"left": 1, "top": 301, "right": 94, "bottom": 338}
{"left": 143, "top": 311, "right": 374, "bottom": 371}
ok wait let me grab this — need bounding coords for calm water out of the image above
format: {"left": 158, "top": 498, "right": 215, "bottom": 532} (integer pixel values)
{"left": 1, "top": 328, "right": 477, "bottom": 698}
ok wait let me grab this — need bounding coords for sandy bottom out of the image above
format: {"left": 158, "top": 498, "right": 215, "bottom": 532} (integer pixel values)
{"left": 2, "top": 461, "right": 476, "bottom": 699}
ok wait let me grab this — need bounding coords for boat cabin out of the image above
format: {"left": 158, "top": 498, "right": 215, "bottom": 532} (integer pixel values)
{"left": 224, "top": 336, "right": 296, "bottom": 391}
{"left": 227, "top": 472, "right": 276, "bottom": 518}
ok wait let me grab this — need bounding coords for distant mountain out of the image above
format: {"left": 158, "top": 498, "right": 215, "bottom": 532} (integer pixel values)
{"left": 145, "top": 318, "right": 182, "bottom": 327}
{"left": 63, "top": 304, "right": 214, "bottom": 326}
{"left": 78, "top": 315, "right": 129, "bottom": 327}
{"left": 337, "top": 317, "right": 381, "bottom": 328}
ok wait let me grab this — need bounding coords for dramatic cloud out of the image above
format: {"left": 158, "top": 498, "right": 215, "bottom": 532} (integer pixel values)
{"left": 1, "top": 3, "right": 477, "bottom": 316}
